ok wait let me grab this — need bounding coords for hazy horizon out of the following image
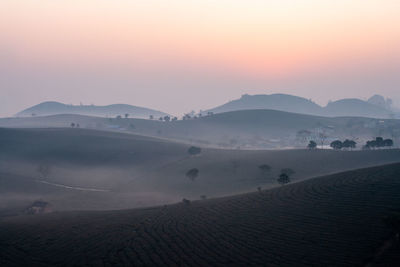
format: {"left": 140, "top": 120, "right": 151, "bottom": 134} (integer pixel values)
{"left": 1, "top": 0, "right": 399, "bottom": 117}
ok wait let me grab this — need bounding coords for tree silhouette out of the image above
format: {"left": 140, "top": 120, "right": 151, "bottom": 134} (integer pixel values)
{"left": 307, "top": 140, "right": 317, "bottom": 149}
{"left": 330, "top": 140, "right": 343, "bottom": 150}
{"left": 186, "top": 168, "right": 199, "bottom": 181}
{"left": 375, "top": 137, "right": 384, "bottom": 147}
{"left": 277, "top": 173, "right": 290, "bottom": 185}
{"left": 383, "top": 139, "right": 394, "bottom": 148}
{"left": 342, "top": 139, "right": 356, "bottom": 150}
{"left": 281, "top": 168, "right": 295, "bottom": 176}
{"left": 365, "top": 137, "right": 394, "bottom": 149}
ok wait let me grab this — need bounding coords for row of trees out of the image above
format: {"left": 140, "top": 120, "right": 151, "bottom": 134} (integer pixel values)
{"left": 330, "top": 139, "right": 357, "bottom": 150}
{"left": 149, "top": 112, "right": 214, "bottom": 121}
{"left": 364, "top": 137, "right": 393, "bottom": 149}
{"left": 148, "top": 115, "right": 179, "bottom": 121}
{"left": 307, "top": 137, "right": 395, "bottom": 150}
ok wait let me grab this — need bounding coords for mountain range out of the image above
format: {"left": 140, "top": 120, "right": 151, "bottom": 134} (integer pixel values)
{"left": 15, "top": 94, "right": 397, "bottom": 119}
{"left": 206, "top": 94, "right": 396, "bottom": 119}
{"left": 16, "top": 101, "right": 168, "bottom": 119}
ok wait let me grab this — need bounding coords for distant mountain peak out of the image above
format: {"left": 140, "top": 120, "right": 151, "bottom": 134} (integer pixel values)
{"left": 367, "top": 94, "right": 393, "bottom": 110}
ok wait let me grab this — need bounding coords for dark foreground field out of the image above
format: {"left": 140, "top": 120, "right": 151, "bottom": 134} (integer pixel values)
{"left": 1, "top": 163, "right": 400, "bottom": 266}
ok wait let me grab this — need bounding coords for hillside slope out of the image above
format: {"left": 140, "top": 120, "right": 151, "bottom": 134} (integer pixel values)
{"left": 1, "top": 128, "right": 400, "bottom": 212}
{"left": 1, "top": 163, "right": 400, "bottom": 266}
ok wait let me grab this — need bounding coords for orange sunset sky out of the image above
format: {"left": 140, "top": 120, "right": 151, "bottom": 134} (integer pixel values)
{"left": 0, "top": 0, "right": 399, "bottom": 115}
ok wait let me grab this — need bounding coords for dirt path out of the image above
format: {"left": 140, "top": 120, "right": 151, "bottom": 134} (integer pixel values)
{"left": 36, "top": 180, "right": 110, "bottom": 192}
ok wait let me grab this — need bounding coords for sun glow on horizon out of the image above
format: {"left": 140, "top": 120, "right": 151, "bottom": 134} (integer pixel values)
{"left": 1, "top": 0, "right": 400, "bottom": 78}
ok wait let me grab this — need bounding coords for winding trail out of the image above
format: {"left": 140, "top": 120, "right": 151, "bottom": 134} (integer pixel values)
{"left": 36, "top": 180, "right": 110, "bottom": 192}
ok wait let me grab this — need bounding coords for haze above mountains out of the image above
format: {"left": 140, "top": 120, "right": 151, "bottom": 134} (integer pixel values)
{"left": 15, "top": 93, "right": 397, "bottom": 119}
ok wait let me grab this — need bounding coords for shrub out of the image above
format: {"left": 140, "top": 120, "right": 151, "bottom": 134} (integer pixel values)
{"left": 186, "top": 168, "right": 199, "bottom": 181}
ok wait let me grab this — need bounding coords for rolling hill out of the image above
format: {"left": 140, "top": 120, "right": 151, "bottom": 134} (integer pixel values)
{"left": 207, "top": 93, "right": 395, "bottom": 119}
{"left": 16, "top": 101, "right": 168, "bottom": 119}
{"left": 1, "top": 128, "right": 400, "bottom": 212}
{"left": 1, "top": 109, "right": 399, "bottom": 149}
{"left": 1, "top": 163, "right": 400, "bottom": 266}
{"left": 206, "top": 93, "right": 323, "bottom": 116}
{"left": 325, "top": 98, "right": 393, "bottom": 118}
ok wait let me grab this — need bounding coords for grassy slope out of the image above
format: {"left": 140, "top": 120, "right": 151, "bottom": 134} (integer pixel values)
{"left": 1, "top": 163, "right": 400, "bottom": 266}
{"left": 1, "top": 128, "right": 400, "bottom": 211}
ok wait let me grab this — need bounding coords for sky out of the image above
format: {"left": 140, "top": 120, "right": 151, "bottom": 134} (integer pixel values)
{"left": 0, "top": 0, "right": 399, "bottom": 116}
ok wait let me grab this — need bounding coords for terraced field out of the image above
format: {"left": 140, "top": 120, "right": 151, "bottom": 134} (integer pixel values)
{"left": 1, "top": 163, "right": 400, "bottom": 266}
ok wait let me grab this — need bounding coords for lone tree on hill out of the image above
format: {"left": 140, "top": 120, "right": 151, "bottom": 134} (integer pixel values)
{"left": 277, "top": 173, "right": 290, "bottom": 185}
{"left": 186, "top": 168, "right": 199, "bottom": 181}
{"left": 188, "top": 146, "right": 201, "bottom": 155}
{"left": 125, "top": 113, "right": 129, "bottom": 119}
{"left": 307, "top": 140, "right": 317, "bottom": 149}
{"left": 281, "top": 168, "right": 295, "bottom": 177}
{"left": 330, "top": 140, "right": 343, "bottom": 150}
{"left": 70, "top": 122, "right": 75, "bottom": 128}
